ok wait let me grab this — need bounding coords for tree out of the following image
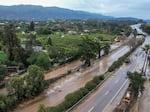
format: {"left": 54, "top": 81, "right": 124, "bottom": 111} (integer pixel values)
{"left": 25, "top": 65, "right": 45, "bottom": 97}
{"left": 133, "top": 29, "right": 138, "bottom": 37}
{"left": 92, "top": 37, "right": 110, "bottom": 58}
{"left": 0, "top": 65, "right": 8, "bottom": 82}
{"left": 27, "top": 52, "right": 51, "bottom": 70}
{"left": 103, "top": 43, "right": 110, "bottom": 55}
{"left": 26, "top": 34, "right": 36, "bottom": 50}
{"left": 7, "top": 76, "right": 25, "bottom": 100}
{"left": 2, "top": 24, "right": 31, "bottom": 67}
{"left": 0, "top": 94, "right": 16, "bottom": 112}
{"left": 127, "top": 72, "right": 145, "bottom": 97}
{"left": 79, "top": 36, "right": 97, "bottom": 66}
{"left": 142, "top": 44, "right": 150, "bottom": 74}
{"left": 93, "top": 37, "right": 104, "bottom": 58}
{"left": 142, "top": 24, "right": 150, "bottom": 35}
{"left": 7, "top": 65, "right": 45, "bottom": 100}
{"left": 29, "top": 21, "right": 35, "bottom": 31}
{"left": 35, "top": 53, "right": 51, "bottom": 70}
{"left": 37, "top": 27, "right": 52, "bottom": 35}
{"left": 2, "top": 24, "right": 20, "bottom": 61}
{"left": 47, "top": 45, "right": 58, "bottom": 59}
{"left": 128, "top": 36, "right": 137, "bottom": 49}
{"left": 47, "top": 36, "right": 52, "bottom": 45}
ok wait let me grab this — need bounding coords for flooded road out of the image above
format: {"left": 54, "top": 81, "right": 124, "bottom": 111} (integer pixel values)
{"left": 131, "top": 23, "right": 146, "bottom": 35}
{"left": 44, "top": 42, "right": 122, "bottom": 80}
{"left": 14, "top": 45, "right": 129, "bottom": 112}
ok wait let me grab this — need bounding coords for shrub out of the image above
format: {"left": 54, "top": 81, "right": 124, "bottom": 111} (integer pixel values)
{"left": 0, "top": 94, "right": 17, "bottom": 112}
{"left": 85, "top": 81, "right": 97, "bottom": 91}
{"left": 99, "top": 75, "right": 105, "bottom": 80}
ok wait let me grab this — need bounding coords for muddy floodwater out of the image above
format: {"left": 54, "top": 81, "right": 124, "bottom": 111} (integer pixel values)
{"left": 14, "top": 44, "right": 129, "bottom": 112}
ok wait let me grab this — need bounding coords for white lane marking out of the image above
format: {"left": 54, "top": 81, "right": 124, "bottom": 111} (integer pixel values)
{"left": 88, "top": 107, "right": 94, "bottom": 112}
{"left": 105, "top": 90, "right": 110, "bottom": 95}
{"left": 115, "top": 80, "right": 119, "bottom": 84}
{"left": 103, "top": 79, "right": 128, "bottom": 112}
{"left": 110, "top": 79, "right": 128, "bottom": 103}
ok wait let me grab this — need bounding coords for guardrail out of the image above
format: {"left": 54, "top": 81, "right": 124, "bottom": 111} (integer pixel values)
{"left": 66, "top": 42, "right": 144, "bottom": 112}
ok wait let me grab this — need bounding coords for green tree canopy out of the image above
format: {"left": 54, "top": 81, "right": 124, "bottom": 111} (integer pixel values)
{"left": 7, "top": 76, "right": 25, "bottom": 100}
{"left": 127, "top": 71, "right": 145, "bottom": 97}
{"left": 0, "top": 94, "right": 16, "bottom": 112}
{"left": 26, "top": 65, "right": 45, "bottom": 97}
{"left": 29, "top": 21, "right": 35, "bottom": 31}
{"left": 27, "top": 52, "right": 51, "bottom": 70}
{"left": 2, "top": 24, "right": 20, "bottom": 61}
{"left": 7, "top": 65, "right": 45, "bottom": 100}
{"left": 79, "top": 36, "right": 97, "bottom": 66}
{"left": 0, "top": 65, "right": 8, "bottom": 82}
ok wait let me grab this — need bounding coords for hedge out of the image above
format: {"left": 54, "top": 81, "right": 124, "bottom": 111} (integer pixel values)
{"left": 41, "top": 76, "right": 104, "bottom": 112}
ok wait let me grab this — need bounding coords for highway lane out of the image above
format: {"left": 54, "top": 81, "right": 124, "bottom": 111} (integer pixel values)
{"left": 72, "top": 42, "right": 145, "bottom": 112}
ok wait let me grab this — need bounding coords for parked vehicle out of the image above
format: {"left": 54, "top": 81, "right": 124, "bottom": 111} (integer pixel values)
{"left": 123, "top": 91, "right": 131, "bottom": 103}
{"left": 125, "top": 58, "right": 130, "bottom": 63}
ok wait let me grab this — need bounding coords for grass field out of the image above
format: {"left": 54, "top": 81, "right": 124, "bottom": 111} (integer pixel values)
{"left": 17, "top": 32, "right": 116, "bottom": 61}
{"left": 36, "top": 33, "right": 116, "bottom": 46}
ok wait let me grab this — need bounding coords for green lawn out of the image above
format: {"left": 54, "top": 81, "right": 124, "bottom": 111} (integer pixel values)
{"left": 0, "top": 52, "right": 8, "bottom": 63}
{"left": 36, "top": 33, "right": 116, "bottom": 46}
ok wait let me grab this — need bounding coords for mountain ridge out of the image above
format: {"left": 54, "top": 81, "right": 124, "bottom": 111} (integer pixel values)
{"left": 0, "top": 5, "right": 142, "bottom": 21}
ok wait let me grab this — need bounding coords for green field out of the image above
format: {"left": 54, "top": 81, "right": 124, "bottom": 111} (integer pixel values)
{"left": 36, "top": 33, "right": 116, "bottom": 46}
{"left": 16, "top": 32, "right": 116, "bottom": 63}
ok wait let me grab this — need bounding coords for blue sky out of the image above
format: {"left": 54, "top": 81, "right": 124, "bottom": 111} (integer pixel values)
{"left": 0, "top": 0, "right": 149, "bottom": 19}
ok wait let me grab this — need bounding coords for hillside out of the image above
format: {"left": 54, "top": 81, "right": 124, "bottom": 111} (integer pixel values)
{"left": 0, "top": 5, "right": 113, "bottom": 20}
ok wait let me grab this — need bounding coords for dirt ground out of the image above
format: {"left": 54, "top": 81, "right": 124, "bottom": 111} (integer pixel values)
{"left": 139, "top": 80, "right": 150, "bottom": 112}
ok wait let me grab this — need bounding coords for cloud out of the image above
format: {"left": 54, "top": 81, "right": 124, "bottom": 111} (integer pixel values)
{"left": 0, "top": 0, "right": 149, "bottom": 19}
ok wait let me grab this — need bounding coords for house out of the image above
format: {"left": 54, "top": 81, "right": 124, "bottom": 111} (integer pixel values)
{"left": 32, "top": 46, "right": 43, "bottom": 52}
{"left": 67, "top": 31, "right": 77, "bottom": 35}
{"left": 7, "top": 66, "right": 19, "bottom": 74}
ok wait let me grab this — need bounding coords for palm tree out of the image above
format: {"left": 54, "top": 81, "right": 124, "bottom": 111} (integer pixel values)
{"left": 142, "top": 44, "right": 150, "bottom": 74}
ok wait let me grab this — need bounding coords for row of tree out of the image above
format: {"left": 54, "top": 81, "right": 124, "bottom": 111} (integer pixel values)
{"left": 79, "top": 36, "right": 110, "bottom": 66}
{"left": 141, "top": 44, "right": 150, "bottom": 74}
{"left": 31, "top": 20, "right": 134, "bottom": 35}
{"left": 141, "top": 24, "right": 150, "bottom": 35}
{"left": 127, "top": 71, "right": 145, "bottom": 97}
